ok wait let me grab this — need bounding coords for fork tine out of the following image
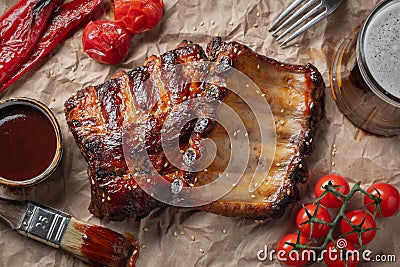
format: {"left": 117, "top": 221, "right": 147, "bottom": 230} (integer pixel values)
{"left": 280, "top": 10, "right": 327, "bottom": 46}
{"left": 268, "top": 0, "right": 304, "bottom": 31}
{"left": 272, "top": 0, "right": 319, "bottom": 37}
{"left": 275, "top": 3, "right": 324, "bottom": 41}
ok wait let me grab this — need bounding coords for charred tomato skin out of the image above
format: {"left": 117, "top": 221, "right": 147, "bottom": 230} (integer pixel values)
{"left": 114, "top": 0, "right": 164, "bottom": 34}
{"left": 82, "top": 20, "right": 130, "bottom": 65}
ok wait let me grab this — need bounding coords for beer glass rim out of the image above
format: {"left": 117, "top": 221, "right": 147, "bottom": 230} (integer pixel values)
{"left": 357, "top": 0, "right": 400, "bottom": 108}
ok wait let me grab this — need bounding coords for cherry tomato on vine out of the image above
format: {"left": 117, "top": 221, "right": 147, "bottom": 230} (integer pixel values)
{"left": 315, "top": 174, "right": 350, "bottom": 208}
{"left": 324, "top": 239, "right": 359, "bottom": 267}
{"left": 276, "top": 233, "right": 311, "bottom": 266}
{"left": 296, "top": 204, "right": 332, "bottom": 238}
{"left": 114, "top": 0, "right": 164, "bottom": 34}
{"left": 82, "top": 20, "right": 131, "bottom": 65}
{"left": 341, "top": 210, "right": 377, "bottom": 246}
{"left": 364, "top": 182, "right": 400, "bottom": 217}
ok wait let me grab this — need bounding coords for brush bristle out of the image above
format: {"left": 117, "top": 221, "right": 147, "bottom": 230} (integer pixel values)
{"left": 60, "top": 218, "right": 139, "bottom": 267}
{"left": 59, "top": 218, "right": 86, "bottom": 260}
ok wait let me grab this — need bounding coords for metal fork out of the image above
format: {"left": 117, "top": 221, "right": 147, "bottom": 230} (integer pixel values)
{"left": 269, "top": 0, "right": 344, "bottom": 46}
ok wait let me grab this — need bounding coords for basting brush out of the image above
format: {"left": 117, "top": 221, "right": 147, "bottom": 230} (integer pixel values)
{"left": 0, "top": 197, "right": 139, "bottom": 267}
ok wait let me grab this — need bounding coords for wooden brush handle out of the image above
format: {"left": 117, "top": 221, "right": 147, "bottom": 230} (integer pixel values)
{"left": 0, "top": 197, "right": 26, "bottom": 229}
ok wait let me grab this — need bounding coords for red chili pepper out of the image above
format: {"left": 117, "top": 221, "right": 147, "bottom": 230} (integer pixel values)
{"left": 1, "top": 0, "right": 103, "bottom": 92}
{"left": 0, "top": 0, "right": 104, "bottom": 93}
{"left": 0, "top": 0, "right": 60, "bottom": 89}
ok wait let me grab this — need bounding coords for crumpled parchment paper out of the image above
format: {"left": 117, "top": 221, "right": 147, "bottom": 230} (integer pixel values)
{"left": 0, "top": 0, "right": 398, "bottom": 266}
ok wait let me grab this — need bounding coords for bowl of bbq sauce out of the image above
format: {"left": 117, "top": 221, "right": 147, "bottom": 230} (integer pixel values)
{"left": 0, "top": 97, "right": 62, "bottom": 187}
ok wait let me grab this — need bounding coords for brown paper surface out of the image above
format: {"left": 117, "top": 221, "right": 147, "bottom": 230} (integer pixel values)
{"left": 0, "top": 0, "right": 399, "bottom": 266}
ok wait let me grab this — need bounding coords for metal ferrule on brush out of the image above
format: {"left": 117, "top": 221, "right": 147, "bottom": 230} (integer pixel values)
{"left": 17, "top": 202, "right": 71, "bottom": 248}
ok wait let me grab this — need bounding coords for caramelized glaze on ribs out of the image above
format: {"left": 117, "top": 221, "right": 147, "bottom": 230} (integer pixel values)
{"left": 65, "top": 38, "right": 324, "bottom": 221}
{"left": 65, "top": 41, "right": 227, "bottom": 220}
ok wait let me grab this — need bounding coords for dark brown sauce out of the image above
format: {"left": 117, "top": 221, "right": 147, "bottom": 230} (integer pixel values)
{"left": 74, "top": 222, "right": 139, "bottom": 267}
{"left": 0, "top": 104, "right": 57, "bottom": 181}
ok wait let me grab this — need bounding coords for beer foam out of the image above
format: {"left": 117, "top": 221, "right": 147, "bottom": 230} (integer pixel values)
{"left": 363, "top": 1, "right": 400, "bottom": 99}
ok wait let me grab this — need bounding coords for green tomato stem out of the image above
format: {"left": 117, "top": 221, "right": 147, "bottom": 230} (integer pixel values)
{"left": 289, "top": 181, "right": 381, "bottom": 263}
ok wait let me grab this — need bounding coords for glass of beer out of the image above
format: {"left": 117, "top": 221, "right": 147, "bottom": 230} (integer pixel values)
{"left": 330, "top": 0, "right": 400, "bottom": 136}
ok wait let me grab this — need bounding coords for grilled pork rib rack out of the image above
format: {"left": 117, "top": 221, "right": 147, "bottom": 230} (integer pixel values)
{"left": 65, "top": 38, "right": 324, "bottom": 221}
